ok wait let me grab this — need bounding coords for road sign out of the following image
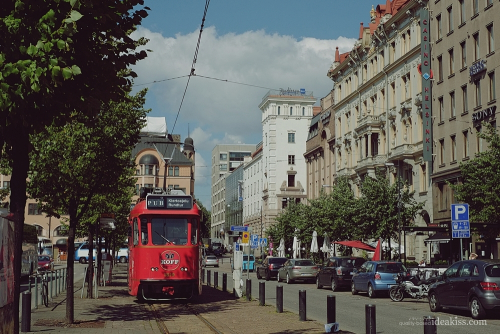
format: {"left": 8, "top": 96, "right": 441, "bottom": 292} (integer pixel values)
{"left": 451, "top": 203, "right": 470, "bottom": 238}
{"left": 231, "top": 225, "right": 248, "bottom": 232}
{"left": 235, "top": 243, "right": 240, "bottom": 251}
{"left": 242, "top": 232, "right": 250, "bottom": 245}
{"left": 259, "top": 238, "right": 268, "bottom": 247}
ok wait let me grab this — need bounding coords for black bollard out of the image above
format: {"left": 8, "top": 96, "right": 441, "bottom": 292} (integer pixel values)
{"left": 299, "top": 290, "right": 306, "bottom": 321}
{"left": 365, "top": 304, "right": 376, "bottom": 334}
{"left": 276, "top": 285, "right": 283, "bottom": 313}
{"left": 259, "top": 282, "right": 265, "bottom": 306}
{"left": 423, "top": 316, "right": 437, "bottom": 334}
{"left": 34, "top": 275, "right": 38, "bottom": 309}
{"left": 202, "top": 268, "right": 205, "bottom": 283}
{"left": 327, "top": 295, "right": 336, "bottom": 324}
{"left": 246, "top": 279, "right": 251, "bottom": 301}
{"left": 223, "top": 273, "right": 227, "bottom": 292}
{"left": 21, "top": 291, "right": 31, "bottom": 332}
{"left": 214, "top": 271, "right": 218, "bottom": 288}
{"left": 207, "top": 270, "right": 211, "bottom": 286}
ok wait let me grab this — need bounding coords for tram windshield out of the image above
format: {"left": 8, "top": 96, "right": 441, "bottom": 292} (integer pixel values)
{"left": 151, "top": 218, "right": 188, "bottom": 245}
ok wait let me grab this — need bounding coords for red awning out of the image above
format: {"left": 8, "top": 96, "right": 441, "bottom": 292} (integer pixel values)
{"left": 334, "top": 240, "right": 376, "bottom": 251}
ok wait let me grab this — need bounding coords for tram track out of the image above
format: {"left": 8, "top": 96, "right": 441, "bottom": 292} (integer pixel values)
{"left": 148, "top": 302, "right": 224, "bottom": 334}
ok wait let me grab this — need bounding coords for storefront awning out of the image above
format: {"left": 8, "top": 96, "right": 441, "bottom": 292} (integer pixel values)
{"left": 424, "top": 232, "right": 451, "bottom": 244}
{"left": 334, "top": 240, "right": 376, "bottom": 251}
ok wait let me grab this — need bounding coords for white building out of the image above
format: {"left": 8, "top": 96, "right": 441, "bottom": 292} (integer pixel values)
{"left": 242, "top": 143, "right": 263, "bottom": 236}
{"left": 258, "top": 89, "right": 316, "bottom": 233}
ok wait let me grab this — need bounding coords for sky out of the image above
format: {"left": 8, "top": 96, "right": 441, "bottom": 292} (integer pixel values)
{"left": 130, "top": 0, "right": 381, "bottom": 206}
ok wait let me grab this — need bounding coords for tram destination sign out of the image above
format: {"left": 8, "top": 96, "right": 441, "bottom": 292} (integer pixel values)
{"left": 146, "top": 194, "right": 193, "bottom": 210}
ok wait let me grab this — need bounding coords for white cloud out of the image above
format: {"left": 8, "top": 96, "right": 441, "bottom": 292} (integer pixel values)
{"left": 131, "top": 26, "right": 357, "bottom": 206}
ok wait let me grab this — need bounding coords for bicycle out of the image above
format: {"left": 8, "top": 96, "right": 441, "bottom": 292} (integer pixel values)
{"left": 35, "top": 271, "right": 49, "bottom": 307}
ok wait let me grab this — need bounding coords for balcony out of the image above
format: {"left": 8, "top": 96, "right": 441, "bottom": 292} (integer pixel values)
{"left": 355, "top": 154, "right": 387, "bottom": 173}
{"left": 389, "top": 142, "right": 423, "bottom": 160}
{"left": 355, "top": 115, "right": 384, "bottom": 133}
{"left": 336, "top": 167, "right": 353, "bottom": 178}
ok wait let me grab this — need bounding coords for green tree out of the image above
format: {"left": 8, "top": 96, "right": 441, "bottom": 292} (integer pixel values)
{"left": 357, "top": 169, "right": 424, "bottom": 259}
{"left": 195, "top": 198, "right": 211, "bottom": 239}
{"left": 28, "top": 89, "right": 148, "bottom": 323}
{"left": 1, "top": 1, "right": 148, "bottom": 330}
{"left": 451, "top": 123, "right": 500, "bottom": 245}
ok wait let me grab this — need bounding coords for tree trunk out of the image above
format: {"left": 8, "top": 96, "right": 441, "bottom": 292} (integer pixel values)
{"left": 66, "top": 200, "right": 77, "bottom": 324}
{"left": 9, "top": 130, "right": 30, "bottom": 334}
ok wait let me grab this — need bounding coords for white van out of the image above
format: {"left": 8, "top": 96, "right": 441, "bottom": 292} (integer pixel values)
{"left": 74, "top": 243, "right": 101, "bottom": 264}
{"left": 116, "top": 244, "right": 128, "bottom": 263}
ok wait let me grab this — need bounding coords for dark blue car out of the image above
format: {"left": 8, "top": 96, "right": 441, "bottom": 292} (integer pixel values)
{"left": 351, "top": 261, "right": 407, "bottom": 298}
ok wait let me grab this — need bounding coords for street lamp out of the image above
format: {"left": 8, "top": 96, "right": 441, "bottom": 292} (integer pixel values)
{"left": 385, "top": 161, "right": 401, "bottom": 262}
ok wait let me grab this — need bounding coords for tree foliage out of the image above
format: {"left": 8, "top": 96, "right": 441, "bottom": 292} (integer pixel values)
{"left": 451, "top": 123, "right": 500, "bottom": 239}
{"left": 195, "top": 198, "right": 211, "bottom": 239}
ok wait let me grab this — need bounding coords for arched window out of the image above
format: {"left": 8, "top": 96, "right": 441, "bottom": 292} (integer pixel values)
{"left": 168, "top": 166, "right": 173, "bottom": 176}
{"left": 302, "top": 107, "right": 305, "bottom": 116}
{"left": 290, "top": 107, "right": 293, "bottom": 115}
{"left": 54, "top": 225, "right": 68, "bottom": 237}
{"left": 278, "top": 106, "right": 281, "bottom": 115}
{"left": 174, "top": 166, "right": 179, "bottom": 176}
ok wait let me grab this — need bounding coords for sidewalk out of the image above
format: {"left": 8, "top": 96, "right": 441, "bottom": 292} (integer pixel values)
{"left": 25, "top": 263, "right": 349, "bottom": 334}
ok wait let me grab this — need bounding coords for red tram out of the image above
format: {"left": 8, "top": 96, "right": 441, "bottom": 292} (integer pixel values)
{"left": 128, "top": 189, "right": 202, "bottom": 301}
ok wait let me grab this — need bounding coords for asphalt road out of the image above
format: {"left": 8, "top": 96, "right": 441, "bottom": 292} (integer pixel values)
{"left": 209, "top": 255, "right": 500, "bottom": 334}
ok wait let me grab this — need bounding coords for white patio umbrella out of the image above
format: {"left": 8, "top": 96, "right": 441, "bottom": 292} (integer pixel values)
{"left": 277, "top": 238, "right": 285, "bottom": 257}
{"left": 292, "top": 236, "right": 301, "bottom": 259}
{"left": 310, "top": 231, "right": 319, "bottom": 253}
{"left": 321, "top": 233, "right": 330, "bottom": 254}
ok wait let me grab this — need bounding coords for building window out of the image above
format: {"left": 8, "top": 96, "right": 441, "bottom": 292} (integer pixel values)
{"left": 390, "top": 42, "right": 396, "bottom": 62}
{"left": 448, "top": 48, "right": 454, "bottom": 75}
{"left": 174, "top": 166, "right": 179, "bottom": 176}
{"left": 302, "top": 107, "right": 305, "bottom": 116}
{"left": 220, "top": 153, "right": 227, "bottom": 160}
{"left": 475, "top": 80, "right": 482, "bottom": 107}
{"left": 459, "top": 0, "right": 466, "bottom": 24}
{"left": 450, "top": 135, "right": 457, "bottom": 162}
{"left": 438, "top": 97, "right": 444, "bottom": 122}
{"left": 2, "top": 181, "right": 9, "bottom": 189}
{"left": 438, "top": 56, "right": 443, "bottom": 81}
{"left": 288, "top": 133, "right": 295, "bottom": 143}
{"left": 220, "top": 164, "right": 227, "bottom": 171}
{"left": 168, "top": 166, "right": 173, "bottom": 176}
{"left": 287, "top": 174, "right": 295, "bottom": 187}
{"left": 487, "top": 0, "right": 493, "bottom": 6}
{"left": 420, "top": 164, "right": 427, "bottom": 192}
{"left": 447, "top": 6, "right": 454, "bottom": 32}
{"left": 439, "top": 139, "right": 445, "bottom": 165}
{"left": 462, "top": 85, "right": 468, "bottom": 113}
{"left": 437, "top": 14, "right": 442, "bottom": 39}
{"left": 473, "top": 0, "right": 479, "bottom": 16}
{"left": 473, "top": 32, "right": 480, "bottom": 61}
{"left": 460, "top": 41, "right": 467, "bottom": 68}
{"left": 489, "top": 71, "right": 496, "bottom": 101}
{"left": 145, "top": 165, "right": 154, "bottom": 175}
{"left": 487, "top": 24, "right": 494, "bottom": 54}
{"left": 278, "top": 106, "right": 280, "bottom": 115}
{"left": 476, "top": 125, "right": 482, "bottom": 153}
{"left": 288, "top": 155, "right": 295, "bottom": 165}
{"left": 463, "top": 130, "right": 469, "bottom": 158}
{"left": 28, "top": 203, "right": 42, "bottom": 215}
{"left": 450, "top": 91, "right": 456, "bottom": 118}
{"left": 290, "top": 106, "right": 293, "bottom": 115}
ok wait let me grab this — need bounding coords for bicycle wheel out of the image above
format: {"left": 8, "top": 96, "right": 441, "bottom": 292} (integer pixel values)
{"left": 389, "top": 286, "right": 404, "bottom": 302}
{"left": 42, "top": 283, "right": 49, "bottom": 307}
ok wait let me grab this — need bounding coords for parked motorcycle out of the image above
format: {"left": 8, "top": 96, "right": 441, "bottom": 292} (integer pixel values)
{"left": 389, "top": 271, "right": 438, "bottom": 302}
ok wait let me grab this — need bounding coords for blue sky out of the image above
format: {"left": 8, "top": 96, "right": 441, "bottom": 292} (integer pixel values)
{"left": 131, "top": 0, "right": 381, "bottom": 206}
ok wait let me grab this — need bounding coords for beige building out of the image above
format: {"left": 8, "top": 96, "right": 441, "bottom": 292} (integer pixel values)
{"left": 429, "top": 0, "right": 499, "bottom": 260}
{"left": 308, "top": 0, "right": 432, "bottom": 262}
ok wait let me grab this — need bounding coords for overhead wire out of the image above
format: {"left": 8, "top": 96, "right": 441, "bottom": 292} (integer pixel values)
{"left": 170, "top": 0, "right": 211, "bottom": 135}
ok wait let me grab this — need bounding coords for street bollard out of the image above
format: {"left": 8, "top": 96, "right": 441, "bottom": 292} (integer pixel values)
{"left": 207, "top": 270, "right": 211, "bottom": 286}
{"left": 34, "top": 275, "right": 38, "bottom": 309}
{"left": 259, "top": 282, "right": 265, "bottom": 306}
{"left": 64, "top": 268, "right": 67, "bottom": 289}
{"left": 202, "top": 268, "right": 205, "bottom": 283}
{"left": 299, "top": 290, "right": 306, "bottom": 321}
{"left": 214, "top": 271, "right": 218, "bottom": 288}
{"left": 50, "top": 271, "right": 54, "bottom": 299}
{"left": 423, "top": 316, "right": 437, "bottom": 334}
{"left": 246, "top": 279, "right": 251, "bottom": 301}
{"left": 327, "top": 295, "right": 336, "bottom": 324}
{"left": 223, "top": 273, "right": 227, "bottom": 292}
{"left": 365, "top": 304, "right": 376, "bottom": 334}
{"left": 276, "top": 285, "right": 283, "bottom": 313}
{"left": 56, "top": 270, "right": 59, "bottom": 295}
{"left": 21, "top": 291, "right": 31, "bottom": 332}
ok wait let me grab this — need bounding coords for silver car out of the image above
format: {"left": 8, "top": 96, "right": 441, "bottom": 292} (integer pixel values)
{"left": 277, "top": 259, "right": 319, "bottom": 284}
{"left": 202, "top": 255, "right": 219, "bottom": 267}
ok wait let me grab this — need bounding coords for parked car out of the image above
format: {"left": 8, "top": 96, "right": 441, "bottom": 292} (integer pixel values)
{"left": 117, "top": 244, "right": 129, "bottom": 263}
{"left": 277, "top": 259, "right": 319, "bottom": 284}
{"left": 202, "top": 255, "right": 219, "bottom": 267}
{"left": 351, "top": 261, "right": 407, "bottom": 298}
{"left": 242, "top": 254, "right": 255, "bottom": 272}
{"left": 38, "top": 255, "right": 54, "bottom": 272}
{"left": 256, "top": 257, "right": 288, "bottom": 281}
{"left": 428, "top": 259, "right": 500, "bottom": 319}
{"left": 316, "top": 256, "right": 367, "bottom": 291}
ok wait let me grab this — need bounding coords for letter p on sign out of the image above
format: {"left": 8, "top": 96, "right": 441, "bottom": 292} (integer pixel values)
{"left": 452, "top": 204, "right": 468, "bottom": 221}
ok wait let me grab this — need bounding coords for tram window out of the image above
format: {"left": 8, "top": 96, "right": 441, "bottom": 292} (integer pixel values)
{"left": 133, "top": 218, "right": 139, "bottom": 246}
{"left": 151, "top": 218, "right": 188, "bottom": 245}
{"left": 191, "top": 219, "right": 198, "bottom": 245}
{"left": 141, "top": 218, "right": 149, "bottom": 245}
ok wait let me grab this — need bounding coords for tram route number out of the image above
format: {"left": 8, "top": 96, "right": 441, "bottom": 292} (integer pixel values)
{"left": 163, "top": 272, "right": 175, "bottom": 278}
{"left": 161, "top": 259, "right": 179, "bottom": 265}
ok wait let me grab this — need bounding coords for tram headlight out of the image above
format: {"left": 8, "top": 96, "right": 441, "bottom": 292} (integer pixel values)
{"left": 151, "top": 267, "right": 159, "bottom": 271}
{"left": 180, "top": 267, "right": 188, "bottom": 271}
